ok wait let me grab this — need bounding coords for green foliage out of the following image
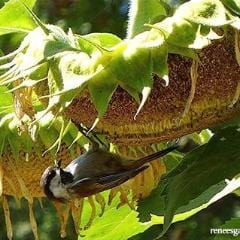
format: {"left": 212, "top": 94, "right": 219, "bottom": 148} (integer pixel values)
{"left": 0, "top": 82, "right": 88, "bottom": 158}
{"left": 222, "top": 0, "right": 240, "bottom": 16}
{"left": 0, "top": 85, "right": 13, "bottom": 115}
{"left": 80, "top": 197, "right": 151, "bottom": 240}
{"left": 160, "top": 127, "right": 240, "bottom": 236}
{"left": 0, "top": 0, "right": 36, "bottom": 35}
{"left": 127, "top": 0, "right": 167, "bottom": 38}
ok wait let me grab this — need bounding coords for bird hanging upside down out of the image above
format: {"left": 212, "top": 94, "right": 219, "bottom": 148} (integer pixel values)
{"left": 40, "top": 124, "right": 191, "bottom": 202}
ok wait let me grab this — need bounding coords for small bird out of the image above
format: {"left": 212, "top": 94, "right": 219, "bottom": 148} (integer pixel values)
{"left": 40, "top": 139, "right": 178, "bottom": 202}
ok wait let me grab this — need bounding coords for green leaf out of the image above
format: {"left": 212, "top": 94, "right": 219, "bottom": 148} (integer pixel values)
{"left": 212, "top": 114, "right": 240, "bottom": 130}
{"left": 137, "top": 181, "right": 240, "bottom": 239}
{"left": 127, "top": 0, "right": 167, "bottom": 38}
{"left": 82, "top": 207, "right": 149, "bottom": 240}
{"left": 128, "top": 225, "right": 163, "bottom": 240}
{"left": 0, "top": 0, "right": 36, "bottom": 35}
{"left": 214, "top": 218, "right": 240, "bottom": 239}
{"left": 160, "top": 126, "right": 240, "bottom": 236}
{"left": 0, "top": 85, "right": 13, "bottom": 115}
{"left": 137, "top": 175, "right": 225, "bottom": 224}
{"left": 137, "top": 180, "right": 167, "bottom": 223}
{"left": 222, "top": 0, "right": 240, "bottom": 16}
{"left": 0, "top": 114, "right": 12, "bottom": 156}
{"left": 80, "top": 193, "right": 151, "bottom": 240}
{"left": 136, "top": 168, "right": 240, "bottom": 239}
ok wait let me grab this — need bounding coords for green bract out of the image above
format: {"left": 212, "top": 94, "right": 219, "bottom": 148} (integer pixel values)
{"left": 0, "top": 111, "right": 88, "bottom": 159}
{"left": 178, "top": 0, "right": 229, "bottom": 26}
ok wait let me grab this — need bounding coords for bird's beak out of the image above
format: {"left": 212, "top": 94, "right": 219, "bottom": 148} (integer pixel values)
{"left": 54, "top": 159, "right": 62, "bottom": 168}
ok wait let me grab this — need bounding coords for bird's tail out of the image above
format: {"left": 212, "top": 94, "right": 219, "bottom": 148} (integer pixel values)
{"left": 136, "top": 142, "right": 179, "bottom": 166}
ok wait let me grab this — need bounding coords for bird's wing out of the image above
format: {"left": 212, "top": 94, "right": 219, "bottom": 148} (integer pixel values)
{"left": 68, "top": 164, "right": 149, "bottom": 190}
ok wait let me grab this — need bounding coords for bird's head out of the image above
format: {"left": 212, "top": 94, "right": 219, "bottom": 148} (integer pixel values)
{"left": 40, "top": 160, "right": 74, "bottom": 202}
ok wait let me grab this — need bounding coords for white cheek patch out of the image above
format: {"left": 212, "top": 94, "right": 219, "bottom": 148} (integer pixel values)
{"left": 49, "top": 170, "right": 71, "bottom": 200}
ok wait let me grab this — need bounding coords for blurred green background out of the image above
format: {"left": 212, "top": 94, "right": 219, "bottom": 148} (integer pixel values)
{"left": 0, "top": 0, "right": 239, "bottom": 239}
